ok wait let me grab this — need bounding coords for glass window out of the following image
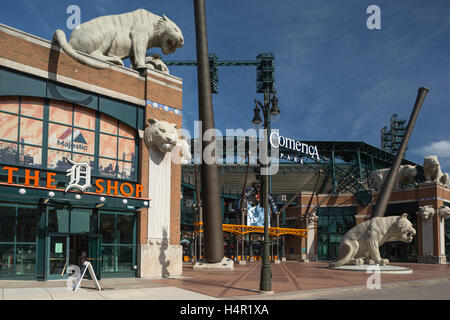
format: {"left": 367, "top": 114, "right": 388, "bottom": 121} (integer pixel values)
{"left": 20, "top": 145, "right": 42, "bottom": 167}
{"left": 71, "top": 154, "right": 95, "bottom": 169}
{"left": 20, "top": 117, "right": 43, "bottom": 145}
{"left": 47, "top": 150, "right": 71, "bottom": 170}
{"left": 0, "top": 142, "right": 17, "bottom": 166}
{"left": 0, "top": 97, "right": 138, "bottom": 180}
{"left": 0, "top": 244, "right": 14, "bottom": 275}
{"left": 98, "top": 158, "right": 117, "bottom": 178}
{"left": 0, "top": 113, "right": 18, "bottom": 141}
{"left": 100, "top": 214, "right": 115, "bottom": 244}
{"left": 0, "top": 97, "right": 19, "bottom": 114}
{"left": 101, "top": 245, "right": 114, "bottom": 272}
{"left": 116, "top": 215, "right": 134, "bottom": 244}
{"left": 100, "top": 114, "right": 117, "bottom": 135}
{"left": 118, "top": 138, "right": 135, "bottom": 161}
{"left": 47, "top": 208, "right": 69, "bottom": 233}
{"left": 70, "top": 209, "right": 91, "bottom": 234}
{"left": 0, "top": 207, "right": 15, "bottom": 242}
{"left": 74, "top": 107, "right": 96, "bottom": 129}
{"left": 99, "top": 134, "right": 117, "bottom": 158}
{"left": 118, "top": 161, "right": 134, "bottom": 180}
{"left": 48, "top": 123, "right": 72, "bottom": 151}
{"left": 17, "top": 207, "right": 38, "bottom": 242}
{"left": 15, "top": 244, "right": 36, "bottom": 275}
{"left": 72, "top": 129, "right": 95, "bottom": 155}
{"left": 119, "top": 122, "right": 134, "bottom": 139}
{"left": 117, "top": 245, "right": 133, "bottom": 271}
{"left": 49, "top": 101, "right": 72, "bottom": 125}
{"left": 21, "top": 98, "right": 43, "bottom": 119}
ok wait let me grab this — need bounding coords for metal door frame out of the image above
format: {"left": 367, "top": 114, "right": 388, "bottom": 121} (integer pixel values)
{"left": 46, "top": 232, "right": 70, "bottom": 280}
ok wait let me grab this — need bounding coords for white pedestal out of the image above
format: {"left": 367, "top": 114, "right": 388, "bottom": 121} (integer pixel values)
{"left": 329, "top": 264, "right": 413, "bottom": 274}
{"left": 193, "top": 257, "right": 234, "bottom": 270}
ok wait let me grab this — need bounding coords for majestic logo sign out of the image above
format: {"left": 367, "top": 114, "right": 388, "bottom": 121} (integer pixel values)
{"left": 65, "top": 158, "right": 92, "bottom": 192}
{"left": 57, "top": 128, "right": 88, "bottom": 151}
{"left": 269, "top": 131, "right": 320, "bottom": 161}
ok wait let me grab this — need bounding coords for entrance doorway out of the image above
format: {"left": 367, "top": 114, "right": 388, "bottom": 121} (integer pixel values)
{"left": 47, "top": 233, "right": 69, "bottom": 280}
{"left": 70, "top": 234, "right": 89, "bottom": 266}
{"left": 46, "top": 205, "right": 102, "bottom": 280}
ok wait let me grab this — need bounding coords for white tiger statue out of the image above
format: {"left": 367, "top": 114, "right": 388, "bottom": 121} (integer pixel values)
{"left": 53, "top": 9, "right": 184, "bottom": 71}
{"left": 329, "top": 214, "right": 416, "bottom": 267}
{"left": 369, "top": 164, "right": 417, "bottom": 191}
{"left": 417, "top": 205, "right": 435, "bottom": 220}
{"left": 144, "top": 118, "right": 191, "bottom": 164}
{"left": 437, "top": 206, "right": 450, "bottom": 219}
{"left": 145, "top": 54, "right": 170, "bottom": 74}
{"left": 144, "top": 118, "right": 178, "bottom": 153}
{"left": 423, "top": 155, "right": 449, "bottom": 186}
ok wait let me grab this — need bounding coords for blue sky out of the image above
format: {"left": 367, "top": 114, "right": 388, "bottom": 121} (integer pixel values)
{"left": 2, "top": 0, "right": 450, "bottom": 172}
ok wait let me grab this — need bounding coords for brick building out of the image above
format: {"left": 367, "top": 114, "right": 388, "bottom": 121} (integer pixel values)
{"left": 0, "top": 23, "right": 183, "bottom": 280}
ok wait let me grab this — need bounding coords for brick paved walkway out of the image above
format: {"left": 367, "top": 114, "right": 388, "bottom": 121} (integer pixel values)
{"left": 153, "top": 261, "right": 450, "bottom": 298}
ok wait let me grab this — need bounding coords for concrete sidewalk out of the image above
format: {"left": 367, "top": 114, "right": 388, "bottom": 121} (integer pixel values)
{"left": 0, "top": 277, "right": 218, "bottom": 300}
{"left": 0, "top": 261, "right": 448, "bottom": 300}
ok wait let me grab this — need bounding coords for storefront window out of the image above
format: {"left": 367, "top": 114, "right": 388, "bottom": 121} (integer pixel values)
{"left": 0, "top": 97, "right": 44, "bottom": 168}
{"left": 117, "top": 215, "right": 134, "bottom": 244}
{"left": 15, "top": 244, "right": 36, "bottom": 275}
{"left": 317, "top": 207, "right": 356, "bottom": 261}
{"left": 70, "top": 209, "right": 91, "bottom": 234}
{"left": 17, "top": 207, "right": 38, "bottom": 242}
{"left": 117, "top": 245, "right": 133, "bottom": 271}
{"left": 0, "top": 244, "right": 14, "bottom": 275}
{"left": 0, "top": 97, "right": 138, "bottom": 181}
{"left": 0, "top": 207, "right": 15, "bottom": 242}
{"left": 99, "top": 212, "right": 135, "bottom": 273}
{"left": 48, "top": 208, "right": 69, "bottom": 233}
{"left": 102, "top": 245, "right": 115, "bottom": 272}
{"left": 0, "top": 205, "right": 38, "bottom": 277}
{"left": 100, "top": 214, "right": 115, "bottom": 244}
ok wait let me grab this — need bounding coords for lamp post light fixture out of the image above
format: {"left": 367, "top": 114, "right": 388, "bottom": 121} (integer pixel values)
{"left": 252, "top": 87, "right": 280, "bottom": 292}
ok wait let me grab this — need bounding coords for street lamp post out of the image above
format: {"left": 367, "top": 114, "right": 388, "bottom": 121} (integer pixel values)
{"left": 253, "top": 87, "right": 280, "bottom": 292}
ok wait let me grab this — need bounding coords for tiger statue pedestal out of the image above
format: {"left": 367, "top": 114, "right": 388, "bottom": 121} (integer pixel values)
{"left": 138, "top": 119, "right": 191, "bottom": 278}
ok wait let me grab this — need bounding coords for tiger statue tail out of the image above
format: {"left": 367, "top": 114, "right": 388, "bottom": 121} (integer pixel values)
{"left": 53, "top": 29, "right": 108, "bottom": 69}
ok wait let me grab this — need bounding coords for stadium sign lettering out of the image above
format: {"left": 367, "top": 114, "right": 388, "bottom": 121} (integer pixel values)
{"left": 269, "top": 132, "right": 320, "bottom": 161}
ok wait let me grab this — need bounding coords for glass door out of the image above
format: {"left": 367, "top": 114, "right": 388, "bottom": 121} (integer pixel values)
{"left": 88, "top": 234, "right": 102, "bottom": 280}
{"left": 47, "top": 233, "right": 69, "bottom": 280}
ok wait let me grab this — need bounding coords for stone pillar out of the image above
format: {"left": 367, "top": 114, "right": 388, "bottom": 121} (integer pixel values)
{"left": 417, "top": 182, "right": 447, "bottom": 264}
{"left": 306, "top": 218, "right": 317, "bottom": 261}
{"left": 138, "top": 71, "right": 184, "bottom": 278}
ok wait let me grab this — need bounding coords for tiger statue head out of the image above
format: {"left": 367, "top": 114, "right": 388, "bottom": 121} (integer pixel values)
{"left": 156, "top": 15, "right": 184, "bottom": 56}
{"left": 144, "top": 118, "right": 178, "bottom": 153}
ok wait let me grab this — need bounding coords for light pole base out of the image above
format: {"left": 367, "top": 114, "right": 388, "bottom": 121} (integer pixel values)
{"left": 258, "top": 290, "right": 274, "bottom": 294}
{"left": 193, "top": 257, "right": 234, "bottom": 270}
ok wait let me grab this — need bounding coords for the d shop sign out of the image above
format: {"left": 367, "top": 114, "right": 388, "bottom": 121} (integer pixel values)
{"left": 1, "top": 165, "right": 143, "bottom": 198}
{"left": 269, "top": 132, "right": 320, "bottom": 161}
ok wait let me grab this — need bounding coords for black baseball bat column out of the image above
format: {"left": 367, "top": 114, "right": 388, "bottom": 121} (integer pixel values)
{"left": 193, "top": 0, "right": 224, "bottom": 263}
{"left": 372, "top": 87, "right": 429, "bottom": 218}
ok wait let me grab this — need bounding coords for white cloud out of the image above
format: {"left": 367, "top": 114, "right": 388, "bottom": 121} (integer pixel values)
{"left": 414, "top": 140, "right": 450, "bottom": 158}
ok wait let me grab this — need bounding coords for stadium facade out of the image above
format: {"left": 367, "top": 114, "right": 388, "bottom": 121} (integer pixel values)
{"left": 181, "top": 138, "right": 450, "bottom": 264}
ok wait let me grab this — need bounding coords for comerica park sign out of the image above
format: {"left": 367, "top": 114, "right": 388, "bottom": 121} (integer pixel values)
{"left": 270, "top": 131, "right": 320, "bottom": 161}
